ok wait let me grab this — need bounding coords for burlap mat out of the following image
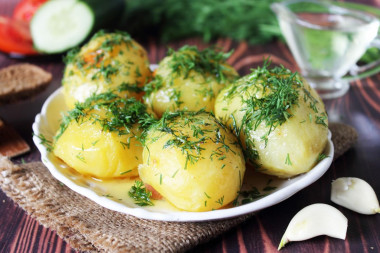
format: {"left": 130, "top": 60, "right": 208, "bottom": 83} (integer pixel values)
{"left": 0, "top": 122, "right": 357, "bottom": 252}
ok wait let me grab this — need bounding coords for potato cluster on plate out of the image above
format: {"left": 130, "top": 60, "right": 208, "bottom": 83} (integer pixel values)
{"left": 53, "top": 31, "right": 328, "bottom": 212}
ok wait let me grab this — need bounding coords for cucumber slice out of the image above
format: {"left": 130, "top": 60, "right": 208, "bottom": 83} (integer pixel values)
{"left": 31, "top": 0, "right": 124, "bottom": 54}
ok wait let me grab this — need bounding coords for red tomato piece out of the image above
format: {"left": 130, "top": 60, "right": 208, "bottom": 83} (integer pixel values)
{"left": 13, "top": 0, "right": 48, "bottom": 23}
{"left": 0, "top": 15, "right": 38, "bottom": 55}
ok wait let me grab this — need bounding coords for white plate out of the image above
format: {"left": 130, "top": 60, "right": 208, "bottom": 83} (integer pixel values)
{"left": 32, "top": 87, "right": 334, "bottom": 222}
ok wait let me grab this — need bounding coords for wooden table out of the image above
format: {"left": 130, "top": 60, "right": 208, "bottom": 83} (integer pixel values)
{"left": 1, "top": 0, "right": 379, "bottom": 252}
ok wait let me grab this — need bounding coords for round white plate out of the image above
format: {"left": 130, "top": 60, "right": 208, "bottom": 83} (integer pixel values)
{"left": 32, "top": 87, "right": 334, "bottom": 222}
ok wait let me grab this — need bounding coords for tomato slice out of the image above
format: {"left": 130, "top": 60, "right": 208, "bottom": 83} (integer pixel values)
{"left": 0, "top": 16, "right": 38, "bottom": 55}
{"left": 13, "top": 0, "right": 48, "bottom": 23}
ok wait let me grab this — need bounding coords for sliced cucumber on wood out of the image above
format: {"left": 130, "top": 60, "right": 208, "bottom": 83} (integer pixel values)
{"left": 31, "top": 0, "right": 124, "bottom": 54}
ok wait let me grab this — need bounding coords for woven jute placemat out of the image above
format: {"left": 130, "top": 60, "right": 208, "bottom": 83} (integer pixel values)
{"left": 0, "top": 122, "right": 357, "bottom": 252}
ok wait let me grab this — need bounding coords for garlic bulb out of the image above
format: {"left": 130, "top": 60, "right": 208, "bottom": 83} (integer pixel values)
{"left": 278, "top": 203, "right": 347, "bottom": 250}
{"left": 331, "top": 177, "right": 380, "bottom": 215}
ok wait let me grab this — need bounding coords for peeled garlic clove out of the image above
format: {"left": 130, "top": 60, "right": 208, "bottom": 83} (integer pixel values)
{"left": 278, "top": 203, "right": 347, "bottom": 250}
{"left": 331, "top": 177, "right": 380, "bottom": 215}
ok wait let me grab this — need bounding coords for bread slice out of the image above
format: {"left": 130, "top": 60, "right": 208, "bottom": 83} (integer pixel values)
{"left": 0, "top": 63, "right": 52, "bottom": 104}
{"left": 0, "top": 118, "right": 30, "bottom": 157}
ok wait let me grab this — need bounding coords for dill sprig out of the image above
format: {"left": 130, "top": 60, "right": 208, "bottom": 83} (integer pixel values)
{"left": 55, "top": 91, "right": 157, "bottom": 142}
{"left": 128, "top": 181, "right": 154, "bottom": 206}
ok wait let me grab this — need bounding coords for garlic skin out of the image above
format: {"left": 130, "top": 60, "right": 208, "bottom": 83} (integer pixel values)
{"left": 278, "top": 203, "right": 347, "bottom": 250}
{"left": 331, "top": 177, "right": 380, "bottom": 215}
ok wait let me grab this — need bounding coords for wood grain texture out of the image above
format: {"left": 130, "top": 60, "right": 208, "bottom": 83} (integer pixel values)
{"left": 0, "top": 0, "right": 379, "bottom": 252}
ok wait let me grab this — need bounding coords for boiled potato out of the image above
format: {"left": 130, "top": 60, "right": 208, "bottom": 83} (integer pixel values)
{"left": 54, "top": 92, "right": 155, "bottom": 179}
{"left": 144, "top": 46, "right": 238, "bottom": 117}
{"left": 62, "top": 31, "right": 151, "bottom": 109}
{"left": 215, "top": 65, "right": 328, "bottom": 178}
{"left": 139, "top": 111, "right": 245, "bottom": 211}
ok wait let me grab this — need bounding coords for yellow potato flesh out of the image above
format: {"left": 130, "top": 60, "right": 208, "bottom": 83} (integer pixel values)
{"left": 144, "top": 50, "right": 238, "bottom": 117}
{"left": 139, "top": 112, "right": 245, "bottom": 211}
{"left": 54, "top": 113, "right": 142, "bottom": 179}
{"left": 63, "top": 33, "right": 151, "bottom": 109}
{"left": 215, "top": 74, "right": 328, "bottom": 178}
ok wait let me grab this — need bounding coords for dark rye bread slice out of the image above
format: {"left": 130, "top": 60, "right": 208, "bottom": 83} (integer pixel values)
{"left": 0, "top": 64, "right": 52, "bottom": 104}
{"left": 0, "top": 118, "right": 30, "bottom": 157}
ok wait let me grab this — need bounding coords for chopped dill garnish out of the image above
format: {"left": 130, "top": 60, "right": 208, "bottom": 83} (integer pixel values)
{"left": 233, "top": 177, "right": 276, "bottom": 206}
{"left": 91, "top": 63, "right": 119, "bottom": 83}
{"left": 315, "top": 113, "right": 328, "bottom": 127}
{"left": 285, "top": 153, "right": 292, "bottom": 166}
{"left": 146, "top": 110, "right": 238, "bottom": 170}
{"left": 169, "top": 88, "right": 184, "bottom": 108}
{"left": 143, "top": 45, "right": 238, "bottom": 102}
{"left": 263, "top": 185, "right": 277, "bottom": 192}
{"left": 167, "top": 45, "right": 235, "bottom": 83}
{"left": 235, "top": 187, "right": 265, "bottom": 205}
{"left": 76, "top": 152, "right": 86, "bottom": 163}
{"left": 55, "top": 91, "right": 157, "bottom": 144}
{"left": 135, "top": 66, "right": 142, "bottom": 77}
{"left": 34, "top": 133, "right": 54, "bottom": 152}
{"left": 118, "top": 82, "right": 143, "bottom": 93}
{"left": 63, "top": 47, "right": 80, "bottom": 64}
{"left": 120, "top": 170, "right": 132, "bottom": 175}
{"left": 63, "top": 30, "right": 138, "bottom": 91}
{"left": 222, "top": 60, "right": 327, "bottom": 163}
{"left": 120, "top": 141, "right": 130, "bottom": 150}
{"left": 128, "top": 181, "right": 154, "bottom": 206}
{"left": 172, "top": 169, "right": 179, "bottom": 178}
{"left": 215, "top": 196, "right": 225, "bottom": 206}
{"left": 317, "top": 153, "right": 329, "bottom": 162}
{"left": 238, "top": 62, "right": 301, "bottom": 146}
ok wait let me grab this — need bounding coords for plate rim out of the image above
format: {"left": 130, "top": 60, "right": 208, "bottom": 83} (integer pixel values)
{"left": 32, "top": 87, "right": 334, "bottom": 222}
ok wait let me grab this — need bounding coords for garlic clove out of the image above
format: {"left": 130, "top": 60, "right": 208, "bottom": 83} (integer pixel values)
{"left": 331, "top": 177, "right": 380, "bottom": 215}
{"left": 278, "top": 203, "right": 347, "bottom": 250}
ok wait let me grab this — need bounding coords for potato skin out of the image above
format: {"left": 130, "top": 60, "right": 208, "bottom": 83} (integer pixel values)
{"left": 62, "top": 31, "right": 151, "bottom": 109}
{"left": 139, "top": 111, "right": 245, "bottom": 212}
{"left": 144, "top": 46, "right": 238, "bottom": 117}
{"left": 53, "top": 92, "right": 154, "bottom": 179}
{"left": 215, "top": 66, "right": 328, "bottom": 178}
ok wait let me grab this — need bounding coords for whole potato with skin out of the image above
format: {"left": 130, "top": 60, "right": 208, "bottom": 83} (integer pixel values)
{"left": 214, "top": 64, "right": 328, "bottom": 178}
{"left": 53, "top": 92, "right": 155, "bottom": 179}
{"left": 62, "top": 31, "right": 151, "bottom": 109}
{"left": 138, "top": 111, "right": 245, "bottom": 212}
{"left": 144, "top": 46, "right": 238, "bottom": 117}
